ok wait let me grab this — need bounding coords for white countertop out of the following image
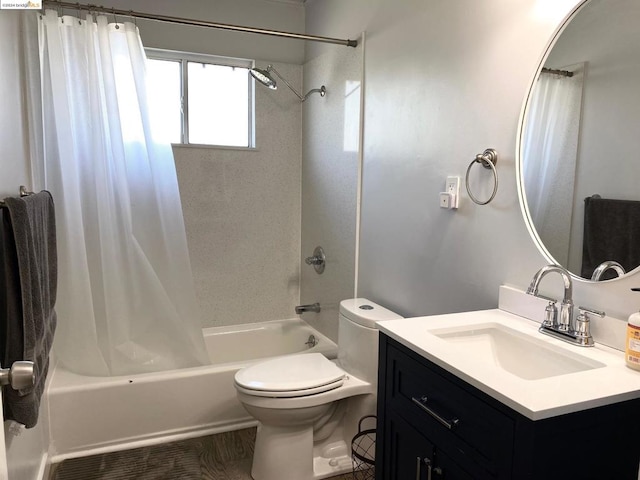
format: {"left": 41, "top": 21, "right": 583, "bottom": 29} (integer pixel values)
{"left": 377, "top": 308, "right": 640, "bottom": 420}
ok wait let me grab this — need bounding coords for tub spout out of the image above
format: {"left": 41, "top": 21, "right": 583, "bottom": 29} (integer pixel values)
{"left": 295, "top": 303, "right": 321, "bottom": 314}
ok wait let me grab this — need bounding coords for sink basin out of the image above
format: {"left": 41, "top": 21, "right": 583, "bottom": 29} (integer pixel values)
{"left": 431, "top": 322, "right": 606, "bottom": 380}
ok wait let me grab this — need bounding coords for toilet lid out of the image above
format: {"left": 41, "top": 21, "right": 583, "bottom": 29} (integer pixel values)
{"left": 234, "top": 353, "right": 346, "bottom": 392}
{"left": 235, "top": 377, "right": 344, "bottom": 398}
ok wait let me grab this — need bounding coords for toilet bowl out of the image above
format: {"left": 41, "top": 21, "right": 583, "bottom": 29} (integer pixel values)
{"left": 234, "top": 298, "right": 402, "bottom": 480}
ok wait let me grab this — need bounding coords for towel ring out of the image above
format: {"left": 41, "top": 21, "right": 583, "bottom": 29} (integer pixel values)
{"left": 465, "top": 148, "right": 498, "bottom": 205}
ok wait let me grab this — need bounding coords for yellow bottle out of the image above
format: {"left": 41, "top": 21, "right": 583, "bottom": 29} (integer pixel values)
{"left": 627, "top": 288, "right": 640, "bottom": 371}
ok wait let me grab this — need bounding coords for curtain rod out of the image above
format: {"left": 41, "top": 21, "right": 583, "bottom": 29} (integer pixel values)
{"left": 541, "top": 67, "right": 574, "bottom": 78}
{"left": 42, "top": 0, "right": 358, "bottom": 48}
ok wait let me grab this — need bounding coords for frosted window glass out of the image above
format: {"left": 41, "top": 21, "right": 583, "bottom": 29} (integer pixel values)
{"left": 187, "top": 62, "right": 249, "bottom": 147}
{"left": 146, "top": 58, "right": 181, "bottom": 144}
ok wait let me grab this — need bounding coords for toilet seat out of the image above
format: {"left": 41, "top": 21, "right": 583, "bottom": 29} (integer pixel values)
{"left": 234, "top": 353, "right": 346, "bottom": 398}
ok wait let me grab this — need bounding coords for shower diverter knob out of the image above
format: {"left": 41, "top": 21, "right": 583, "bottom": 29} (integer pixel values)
{"left": 0, "top": 361, "right": 35, "bottom": 390}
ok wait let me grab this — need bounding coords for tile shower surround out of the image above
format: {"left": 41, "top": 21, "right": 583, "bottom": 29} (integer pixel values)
{"left": 174, "top": 61, "right": 303, "bottom": 330}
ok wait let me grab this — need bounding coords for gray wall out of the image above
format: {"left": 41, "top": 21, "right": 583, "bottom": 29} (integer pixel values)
{"left": 104, "top": 0, "right": 305, "bottom": 64}
{"left": 0, "top": 13, "right": 33, "bottom": 196}
{"left": 305, "top": 0, "right": 640, "bottom": 332}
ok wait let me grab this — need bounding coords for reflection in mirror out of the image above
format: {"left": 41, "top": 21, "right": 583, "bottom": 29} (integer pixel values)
{"left": 591, "top": 260, "right": 625, "bottom": 281}
{"left": 520, "top": 0, "right": 640, "bottom": 281}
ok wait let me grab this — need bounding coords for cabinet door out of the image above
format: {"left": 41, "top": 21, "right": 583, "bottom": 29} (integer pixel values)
{"left": 382, "top": 409, "right": 477, "bottom": 480}
{"left": 384, "top": 409, "right": 434, "bottom": 480}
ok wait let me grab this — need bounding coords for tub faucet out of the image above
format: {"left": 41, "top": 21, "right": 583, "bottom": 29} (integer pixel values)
{"left": 295, "top": 303, "right": 321, "bottom": 314}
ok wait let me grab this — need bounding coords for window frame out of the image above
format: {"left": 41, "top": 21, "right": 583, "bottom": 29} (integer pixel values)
{"left": 145, "top": 48, "right": 255, "bottom": 149}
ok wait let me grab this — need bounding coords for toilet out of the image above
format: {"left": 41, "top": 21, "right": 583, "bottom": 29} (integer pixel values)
{"left": 234, "top": 298, "right": 402, "bottom": 480}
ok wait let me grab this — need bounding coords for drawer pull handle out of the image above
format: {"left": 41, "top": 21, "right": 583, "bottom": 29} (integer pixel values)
{"left": 415, "top": 456, "right": 421, "bottom": 480}
{"left": 424, "top": 457, "right": 433, "bottom": 480}
{"left": 411, "top": 396, "right": 459, "bottom": 430}
{"left": 422, "top": 457, "right": 443, "bottom": 480}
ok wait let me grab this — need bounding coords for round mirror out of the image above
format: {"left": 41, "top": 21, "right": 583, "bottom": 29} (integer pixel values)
{"left": 518, "top": 0, "right": 640, "bottom": 282}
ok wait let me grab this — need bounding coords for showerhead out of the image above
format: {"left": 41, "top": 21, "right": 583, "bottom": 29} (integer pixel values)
{"left": 249, "top": 67, "right": 277, "bottom": 90}
{"left": 250, "top": 64, "right": 326, "bottom": 102}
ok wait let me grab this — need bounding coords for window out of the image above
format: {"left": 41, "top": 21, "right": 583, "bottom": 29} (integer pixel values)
{"left": 145, "top": 49, "right": 254, "bottom": 148}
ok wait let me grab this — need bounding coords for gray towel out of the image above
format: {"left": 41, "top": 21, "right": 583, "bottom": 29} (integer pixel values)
{"left": 0, "top": 191, "right": 57, "bottom": 428}
{"left": 581, "top": 197, "right": 640, "bottom": 280}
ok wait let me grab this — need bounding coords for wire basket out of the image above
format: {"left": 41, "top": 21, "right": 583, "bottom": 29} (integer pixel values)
{"left": 351, "top": 415, "right": 376, "bottom": 480}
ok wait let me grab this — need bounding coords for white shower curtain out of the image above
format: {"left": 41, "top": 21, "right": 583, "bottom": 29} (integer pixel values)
{"left": 36, "top": 10, "right": 208, "bottom": 376}
{"left": 522, "top": 68, "right": 584, "bottom": 266}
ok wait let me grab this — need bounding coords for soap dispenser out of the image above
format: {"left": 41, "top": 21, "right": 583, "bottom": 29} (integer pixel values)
{"left": 626, "top": 288, "right": 640, "bottom": 371}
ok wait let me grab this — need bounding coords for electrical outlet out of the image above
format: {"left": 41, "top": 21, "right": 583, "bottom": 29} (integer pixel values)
{"left": 439, "top": 192, "right": 451, "bottom": 209}
{"left": 446, "top": 176, "right": 460, "bottom": 209}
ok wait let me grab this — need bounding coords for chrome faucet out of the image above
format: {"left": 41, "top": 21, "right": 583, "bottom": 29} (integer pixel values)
{"left": 295, "top": 303, "right": 321, "bottom": 314}
{"left": 591, "top": 260, "right": 626, "bottom": 281}
{"left": 527, "top": 265, "right": 574, "bottom": 331}
{"left": 526, "top": 265, "right": 603, "bottom": 347}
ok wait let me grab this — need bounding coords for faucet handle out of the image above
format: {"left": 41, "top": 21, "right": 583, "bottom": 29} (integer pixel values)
{"left": 543, "top": 301, "right": 558, "bottom": 328}
{"left": 305, "top": 246, "right": 326, "bottom": 274}
{"left": 577, "top": 306, "right": 605, "bottom": 318}
{"left": 305, "top": 255, "right": 323, "bottom": 266}
{"left": 573, "top": 306, "right": 603, "bottom": 346}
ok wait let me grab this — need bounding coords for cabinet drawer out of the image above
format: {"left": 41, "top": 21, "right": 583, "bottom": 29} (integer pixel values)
{"left": 385, "top": 342, "right": 514, "bottom": 478}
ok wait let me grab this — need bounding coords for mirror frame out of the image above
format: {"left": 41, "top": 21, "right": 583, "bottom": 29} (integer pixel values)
{"left": 515, "top": 0, "right": 637, "bottom": 283}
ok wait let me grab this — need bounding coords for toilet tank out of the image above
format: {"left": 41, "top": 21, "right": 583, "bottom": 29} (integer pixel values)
{"left": 338, "top": 298, "right": 402, "bottom": 385}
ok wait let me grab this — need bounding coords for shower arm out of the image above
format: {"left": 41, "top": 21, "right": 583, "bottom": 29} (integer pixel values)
{"left": 267, "top": 65, "right": 326, "bottom": 102}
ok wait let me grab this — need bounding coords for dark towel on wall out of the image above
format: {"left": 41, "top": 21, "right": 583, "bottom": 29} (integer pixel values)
{"left": 581, "top": 197, "right": 640, "bottom": 280}
{"left": 0, "top": 192, "right": 57, "bottom": 428}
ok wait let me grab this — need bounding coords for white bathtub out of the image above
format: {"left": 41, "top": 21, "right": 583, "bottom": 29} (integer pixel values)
{"left": 47, "top": 318, "right": 337, "bottom": 462}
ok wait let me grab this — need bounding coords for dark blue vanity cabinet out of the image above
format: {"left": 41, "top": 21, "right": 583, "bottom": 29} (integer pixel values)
{"left": 376, "top": 333, "right": 640, "bottom": 480}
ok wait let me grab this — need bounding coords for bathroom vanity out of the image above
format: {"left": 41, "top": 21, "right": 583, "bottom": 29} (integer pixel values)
{"left": 375, "top": 310, "right": 640, "bottom": 480}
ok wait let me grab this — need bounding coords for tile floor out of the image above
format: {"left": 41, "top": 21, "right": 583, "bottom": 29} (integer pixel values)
{"left": 49, "top": 428, "right": 356, "bottom": 480}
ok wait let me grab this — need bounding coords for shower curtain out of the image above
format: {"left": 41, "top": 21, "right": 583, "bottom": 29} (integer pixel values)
{"left": 35, "top": 10, "right": 209, "bottom": 376}
{"left": 522, "top": 67, "right": 584, "bottom": 267}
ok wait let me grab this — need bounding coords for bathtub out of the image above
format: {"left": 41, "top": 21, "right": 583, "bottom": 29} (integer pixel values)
{"left": 47, "top": 318, "right": 337, "bottom": 462}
